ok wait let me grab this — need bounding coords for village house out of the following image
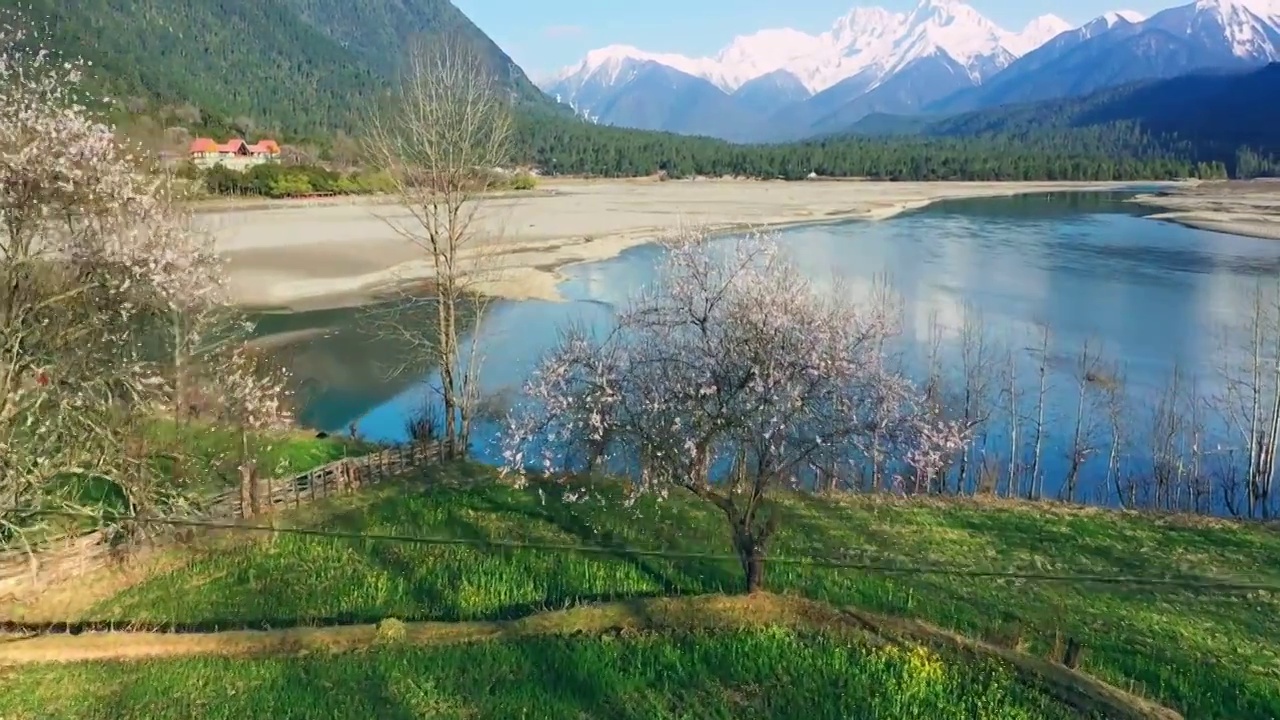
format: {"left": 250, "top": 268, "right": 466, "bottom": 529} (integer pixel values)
{"left": 188, "top": 137, "right": 281, "bottom": 170}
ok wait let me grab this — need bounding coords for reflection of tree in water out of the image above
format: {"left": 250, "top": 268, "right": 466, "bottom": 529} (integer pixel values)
{"left": 248, "top": 296, "right": 480, "bottom": 432}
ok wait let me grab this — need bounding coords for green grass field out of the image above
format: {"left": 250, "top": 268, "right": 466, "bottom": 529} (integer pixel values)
{"left": 4, "top": 462, "right": 1278, "bottom": 718}
{"left": 28, "top": 421, "right": 367, "bottom": 544}
{"left": 0, "top": 622, "right": 1092, "bottom": 720}
{"left": 145, "top": 420, "right": 370, "bottom": 490}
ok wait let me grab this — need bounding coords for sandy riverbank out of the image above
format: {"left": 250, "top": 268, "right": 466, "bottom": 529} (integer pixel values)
{"left": 211, "top": 178, "right": 1180, "bottom": 310}
{"left": 1129, "top": 180, "right": 1280, "bottom": 241}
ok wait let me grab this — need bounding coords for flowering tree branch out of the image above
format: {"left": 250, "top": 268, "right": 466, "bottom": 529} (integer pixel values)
{"left": 503, "top": 228, "right": 968, "bottom": 592}
{"left": 0, "top": 14, "right": 291, "bottom": 547}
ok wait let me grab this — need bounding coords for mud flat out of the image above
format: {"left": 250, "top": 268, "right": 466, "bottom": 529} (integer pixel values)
{"left": 211, "top": 178, "right": 1177, "bottom": 310}
{"left": 1130, "top": 179, "right": 1280, "bottom": 241}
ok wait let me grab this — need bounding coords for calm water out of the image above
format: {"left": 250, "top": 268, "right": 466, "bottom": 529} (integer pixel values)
{"left": 259, "top": 191, "right": 1280, "bottom": 507}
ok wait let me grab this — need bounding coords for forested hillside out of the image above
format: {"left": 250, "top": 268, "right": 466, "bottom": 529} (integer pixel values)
{"left": 851, "top": 63, "right": 1280, "bottom": 177}
{"left": 15, "top": 0, "right": 554, "bottom": 140}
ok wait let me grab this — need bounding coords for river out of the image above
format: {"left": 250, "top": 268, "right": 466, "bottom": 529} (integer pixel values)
{"left": 255, "top": 191, "right": 1280, "bottom": 513}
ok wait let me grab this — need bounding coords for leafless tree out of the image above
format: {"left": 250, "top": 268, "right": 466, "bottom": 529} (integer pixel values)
{"left": 1028, "top": 324, "right": 1052, "bottom": 500}
{"left": 1060, "top": 339, "right": 1107, "bottom": 503}
{"left": 1001, "top": 345, "right": 1024, "bottom": 499}
{"left": 172, "top": 103, "right": 202, "bottom": 126}
{"left": 1145, "top": 366, "right": 1191, "bottom": 511}
{"left": 1214, "top": 281, "right": 1280, "bottom": 518}
{"left": 1102, "top": 362, "right": 1130, "bottom": 508}
{"left": 919, "top": 310, "right": 949, "bottom": 494}
{"left": 364, "top": 38, "right": 515, "bottom": 460}
{"left": 953, "top": 305, "right": 998, "bottom": 495}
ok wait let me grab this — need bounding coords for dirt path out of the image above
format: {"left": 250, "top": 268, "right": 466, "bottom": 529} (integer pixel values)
{"left": 0, "top": 593, "right": 1179, "bottom": 720}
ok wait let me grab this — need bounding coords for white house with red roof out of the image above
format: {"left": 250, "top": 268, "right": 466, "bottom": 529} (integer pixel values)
{"left": 188, "top": 137, "right": 281, "bottom": 169}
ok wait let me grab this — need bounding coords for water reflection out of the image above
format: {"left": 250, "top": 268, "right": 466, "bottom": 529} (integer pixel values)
{"left": 256, "top": 192, "right": 1280, "bottom": 507}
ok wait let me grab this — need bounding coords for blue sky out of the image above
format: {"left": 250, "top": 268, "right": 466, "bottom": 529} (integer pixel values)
{"left": 453, "top": 0, "right": 1173, "bottom": 80}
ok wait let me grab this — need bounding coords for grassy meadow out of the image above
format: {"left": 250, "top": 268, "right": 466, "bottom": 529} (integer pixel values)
{"left": 0, "top": 624, "right": 1095, "bottom": 720}
{"left": 28, "top": 421, "right": 367, "bottom": 544}
{"left": 3, "top": 462, "right": 1278, "bottom": 718}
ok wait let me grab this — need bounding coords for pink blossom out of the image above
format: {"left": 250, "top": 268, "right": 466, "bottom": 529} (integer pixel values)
{"left": 502, "top": 229, "right": 971, "bottom": 500}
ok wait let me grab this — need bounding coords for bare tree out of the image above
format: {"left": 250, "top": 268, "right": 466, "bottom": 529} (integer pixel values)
{"left": 1183, "top": 375, "right": 1210, "bottom": 513}
{"left": 1215, "top": 281, "right": 1280, "bottom": 518}
{"left": 954, "top": 305, "right": 997, "bottom": 495}
{"left": 1102, "top": 362, "right": 1130, "bottom": 508}
{"left": 1061, "top": 339, "right": 1107, "bottom": 503}
{"left": 919, "top": 310, "right": 948, "bottom": 493}
{"left": 364, "top": 38, "right": 514, "bottom": 460}
{"left": 1146, "top": 365, "right": 1193, "bottom": 511}
{"left": 1002, "top": 346, "right": 1022, "bottom": 498}
{"left": 503, "top": 231, "right": 965, "bottom": 592}
{"left": 1028, "top": 324, "right": 1052, "bottom": 500}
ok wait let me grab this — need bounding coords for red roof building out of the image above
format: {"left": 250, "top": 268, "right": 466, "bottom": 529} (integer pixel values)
{"left": 189, "top": 137, "right": 219, "bottom": 155}
{"left": 188, "top": 137, "right": 282, "bottom": 166}
{"left": 248, "top": 139, "right": 280, "bottom": 155}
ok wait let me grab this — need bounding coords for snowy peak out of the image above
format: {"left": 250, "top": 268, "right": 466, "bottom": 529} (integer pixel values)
{"left": 540, "top": 1, "right": 1280, "bottom": 144}
{"left": 1102, "top": 9, "right": 1148, "bottom": 24}
{"left": 1148, "top": 0, "right": 1280, "bottom": 59}
{"left": 893, "top": 0, "right": 1008, "bottom": 68}
{"left": 706, "top": 28, "right": 830, "bottom": 91}
{"left": 827, "top": 6, "right": 905, "bottom": 58}
{"left": 1007, "top": 14, "right": 1075, "bottom": 54}
{"left": 545, "top": 2, "right": 1112, "bottom": 97}
{"left": 555, "top": 45, "right": 709, "bottom": 88}
{"left": 1074, "top": 9, "right": 1145, "bottom": 39}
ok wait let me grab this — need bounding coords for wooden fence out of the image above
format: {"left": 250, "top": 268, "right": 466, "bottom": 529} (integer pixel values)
{"left": 0, "top": 441, "right": 442, "bottom": 602}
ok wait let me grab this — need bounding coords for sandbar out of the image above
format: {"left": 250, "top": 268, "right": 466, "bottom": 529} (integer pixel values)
{"left": 1129, "top": 180, "right": 1280, "bottom": 241}
{"left": 210, "top": 178, "right": 1181, "bottom": 310}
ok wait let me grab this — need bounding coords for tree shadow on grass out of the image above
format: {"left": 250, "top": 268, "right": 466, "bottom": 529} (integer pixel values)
{"left": 457, "top": 489, "right": 742, "bottom": 598}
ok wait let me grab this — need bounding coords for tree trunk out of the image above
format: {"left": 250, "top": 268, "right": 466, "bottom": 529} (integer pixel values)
{"left": 736, "top": 533, "right": 766, "bottom": 594}
{"left": 1030, "top": 326, "right": 1050, "bottom": 500}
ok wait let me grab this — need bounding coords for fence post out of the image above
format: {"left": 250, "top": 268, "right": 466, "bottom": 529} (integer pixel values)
{"left": 240, "top": 463, "right": 256, "bottom": 519}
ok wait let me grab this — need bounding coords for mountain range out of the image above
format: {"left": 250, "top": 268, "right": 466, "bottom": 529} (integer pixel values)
{"left": 17, "top": 0, "right": 1279, "bottom": 181}
{"left": 855, "top": 61, "right": 1280, "bottom": 154}
{"left": 543, "top": 0, "right": 1280, "bottom": 142}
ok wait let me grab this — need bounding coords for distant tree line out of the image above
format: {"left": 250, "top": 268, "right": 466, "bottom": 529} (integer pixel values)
{"left": 175, "top": 111, "right": 1247, "bottom": 195}
{"left": 184, "top": 162, "right": 396, "bottom": 198}
{"left": 512, "top": 113, "right": 1230, "bottom": 182}
{"left": 187, "top": 161, "right": 538, "bottom": 199}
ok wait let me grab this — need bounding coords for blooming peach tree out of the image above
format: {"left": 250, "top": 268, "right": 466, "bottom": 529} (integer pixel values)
{"left": 503, "top": 229, "right": 966, "bottom": 592}
{"left": 0, "top": 17, "right": 290, "bottom": 546}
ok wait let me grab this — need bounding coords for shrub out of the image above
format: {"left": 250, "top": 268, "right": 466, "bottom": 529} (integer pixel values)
{"left": 509, "top": 171, "right": 537, "bottom": 191}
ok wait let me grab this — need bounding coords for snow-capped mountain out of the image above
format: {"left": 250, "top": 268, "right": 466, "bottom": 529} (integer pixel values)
{"left": 929, "top": 0, "right": 1280, "bottom": 114}
{"left": 543, "top": 0, "right": 1074, "bottom": 140}
{"left": 550, "top": 0, "right": 1068, "bottom": 96}
{"left": 543, "top": 0, "right": 1280, "bottom": 142}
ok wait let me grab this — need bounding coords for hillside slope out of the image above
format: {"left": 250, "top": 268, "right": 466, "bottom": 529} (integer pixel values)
{"left": 8, "top": 465, "right": 1276, "bottom": 718}
{"left": 19, "top": 0, "right": 555, "bottom": 139}
{"left": 849, "top": 63, "right": 1280, "bottom": 174}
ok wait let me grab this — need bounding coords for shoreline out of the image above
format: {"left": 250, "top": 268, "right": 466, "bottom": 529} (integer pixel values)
{"left": 214, "top": 179, "right": 1188, "bottom": 312}
{"left": 1127, "top": 181, "right": 1280, "bottom": 241}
